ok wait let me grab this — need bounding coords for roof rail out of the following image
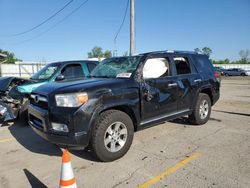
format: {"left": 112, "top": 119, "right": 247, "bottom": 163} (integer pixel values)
{"left": 139, "top": 50, "right": 199, "bottom": 55}
{"left": 171, "top": 50, "right": 198, "bottom": 54}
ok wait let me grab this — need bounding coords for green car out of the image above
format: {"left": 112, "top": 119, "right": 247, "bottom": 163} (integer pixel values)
{"left": 17, "top": 60, "right": 98, "bottom": 93}
{"left": 0, "top": 60, "right": 98, "bottom": 125}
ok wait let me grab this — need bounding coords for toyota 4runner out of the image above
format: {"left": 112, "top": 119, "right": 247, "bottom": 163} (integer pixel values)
{"left": 28, "top": 51, "right": 220, "bottom": 162}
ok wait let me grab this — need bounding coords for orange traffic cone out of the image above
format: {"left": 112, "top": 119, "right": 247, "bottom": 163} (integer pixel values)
{"left": 59, "top": 149, "right": 77, "bottom": 188}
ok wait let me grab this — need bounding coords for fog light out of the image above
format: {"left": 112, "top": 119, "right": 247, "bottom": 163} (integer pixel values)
{"left": 51, "top": 122, "right": 69, "bottom": 132}
{"left": 0, "top": 105, "right": 7, "bottom": 117}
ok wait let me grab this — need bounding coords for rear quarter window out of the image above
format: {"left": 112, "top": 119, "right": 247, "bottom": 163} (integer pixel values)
{"left": 193, "top": 55, "right": 214, "bottom": 75}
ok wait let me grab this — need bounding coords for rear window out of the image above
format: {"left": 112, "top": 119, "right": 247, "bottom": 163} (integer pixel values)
{"left": 87, "top": 63, "right": 97, "bottom": 72}
{"left": 173, "top": 57, "right": 191, "bottom": 75}
{"left": 193, "top": 55, "right": 214, "bottom": 75}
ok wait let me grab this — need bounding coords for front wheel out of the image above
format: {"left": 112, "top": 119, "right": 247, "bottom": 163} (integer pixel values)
{"left": 91, "top": 110, "right": 134, "bottom": 162}
{"left": 189, "top": 93, "right": 211, "bottom": 125}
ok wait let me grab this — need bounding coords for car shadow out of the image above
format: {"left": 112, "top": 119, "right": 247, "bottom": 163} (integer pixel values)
{"left": 169, "top": 117, "right": 191, "bottom": 125}
{"left": 213, "top": 110, "right": 250, "bottom": 117}
{"left": 70, "top": 148, "right": 99, "bottom": 162}
{"left": 170, "top": 116, "right": 222, "bottom": 125}
{"left": 8, "top": 120, "right": 99, "bottom": 161}
{"left": 8, "top": 121, "right": 61, "bottom": 156}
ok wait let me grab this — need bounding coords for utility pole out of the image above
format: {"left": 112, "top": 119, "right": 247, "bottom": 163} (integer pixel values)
{"left": 130, "top": 0, "right": 135, "bottom": 56}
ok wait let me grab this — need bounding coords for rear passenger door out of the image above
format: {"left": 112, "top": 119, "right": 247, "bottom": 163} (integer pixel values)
{"left": 172, "top": 55, "right": 201, "bottom": 111}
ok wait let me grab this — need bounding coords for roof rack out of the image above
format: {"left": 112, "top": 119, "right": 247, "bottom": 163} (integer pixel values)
{"left": 139, "top": 50, "right": 198, "bottom": 55}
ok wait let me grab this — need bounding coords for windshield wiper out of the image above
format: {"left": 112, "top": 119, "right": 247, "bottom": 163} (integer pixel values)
{"left": 90, "top": 75, "right": 112, "bottom": 78}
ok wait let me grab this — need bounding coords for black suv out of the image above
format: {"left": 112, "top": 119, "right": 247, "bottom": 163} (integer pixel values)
{"left": 28, "top": 51, "right": 220, "bottom": 161}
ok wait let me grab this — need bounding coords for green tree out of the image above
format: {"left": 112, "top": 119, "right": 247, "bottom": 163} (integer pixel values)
{"left": 194, "top": 48, "right": 200, "bottom": 53}
{"left": 87, "top": 46, "right": 112, "bottom": 59}
{"left": 0, "top": 49, "right": 21, "bottom": 64}
{"left": 212, "top": 59, "right": 230, "bottom": 64}
{"left": 103, "top": 50, "right": 112, "bottom": 58}
{"left": 194, "top": 47, "right": 212, "bottom": 57}
{"left": 201, "top": 47, "right": 212, "bottom": 57}
{"left": 239, "top": 49, "right": 250, "bottom": 64}
{"left": 87, "top": 47, "right": 103, "bottom": 59}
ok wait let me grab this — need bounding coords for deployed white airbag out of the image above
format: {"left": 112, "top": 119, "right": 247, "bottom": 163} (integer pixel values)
{"left": 143, "top": 58, "right": 168, "bottom": 79}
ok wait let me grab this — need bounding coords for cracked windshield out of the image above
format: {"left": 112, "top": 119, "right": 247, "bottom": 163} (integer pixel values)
{"left": 31, "top": 63, "right": 60, "bottom": 81}
{"left": 91, "top": 56, "right": 141, "bottom": 78}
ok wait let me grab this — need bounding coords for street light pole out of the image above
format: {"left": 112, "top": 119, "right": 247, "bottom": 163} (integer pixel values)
{"left": 130, "top": 0, "right": 135, "bottom": 56}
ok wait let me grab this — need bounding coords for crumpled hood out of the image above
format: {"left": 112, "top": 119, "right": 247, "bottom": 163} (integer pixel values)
{"left": 17, "top": 82, "right": 46, "bottom": 94}
{"left": 0, "top": 77, "right": 32, "bottom": 92}
{"left": 0, "top": 77, "right": 14, "bottom": 92}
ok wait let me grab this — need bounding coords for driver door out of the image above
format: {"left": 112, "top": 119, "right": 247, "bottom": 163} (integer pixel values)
{"left": 140, "top": 55, "right": 178, "bottom": 125}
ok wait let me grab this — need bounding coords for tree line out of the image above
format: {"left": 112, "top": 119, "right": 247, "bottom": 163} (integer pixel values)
{"left": 194, "top": 47, "right": 250, "bottom": 64}
{"left": 1, "top": 46, "right": 249, "bottom": 64}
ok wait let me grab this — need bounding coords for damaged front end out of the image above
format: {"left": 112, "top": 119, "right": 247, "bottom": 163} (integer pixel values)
{"left": 0, "top": 102, "right": 14, "bottom": 125}
{"left": 0, "top": 77, "right": 32, "bottom": 126}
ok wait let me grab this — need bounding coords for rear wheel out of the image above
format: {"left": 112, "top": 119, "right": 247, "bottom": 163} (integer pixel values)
{"left": 241, "top": 73, "right": 246, "bottom": 76}
{"left": 91, "top": 110, "right": 134, "bottom": 162}
{"left": 189, "top": 93, "right": 211, "bottom": 125}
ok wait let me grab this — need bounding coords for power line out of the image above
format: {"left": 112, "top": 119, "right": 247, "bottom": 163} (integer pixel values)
{"left": 2, "top": 0, "right": 90, "bottom": 45}
{"left": 114, "top": 0, "right": 130, "bottom": 43}
{"left": 0, "top": 0, "right": 74, "bottom": 37}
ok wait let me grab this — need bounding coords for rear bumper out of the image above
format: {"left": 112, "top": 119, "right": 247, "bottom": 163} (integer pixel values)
{"left": 28, "top": 104, "right": 90, "bottom": 149}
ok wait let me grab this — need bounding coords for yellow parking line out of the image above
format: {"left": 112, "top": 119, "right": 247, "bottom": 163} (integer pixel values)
{"left": 138, "top": 152, "right": 200, "bottom": 188}
{"left": 0, "top": 138, "right": 15, "bottom": 143}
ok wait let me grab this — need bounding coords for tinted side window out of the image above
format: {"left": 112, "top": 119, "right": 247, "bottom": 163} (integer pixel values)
{"left": 87, "top": 63, "right": 97, "bottom": 72}
{"left": 174, "top": 57, "right": 191, "bottom": 75}
{"left": 61, "top": 64, "right": 84, "bottom": 80}
{"left": 193, "top": 55, "right": 214, "bottom": 74}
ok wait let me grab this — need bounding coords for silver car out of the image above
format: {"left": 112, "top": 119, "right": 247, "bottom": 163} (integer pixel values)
{"left": 224, "top": 68, "right": 248, "bottom": 76}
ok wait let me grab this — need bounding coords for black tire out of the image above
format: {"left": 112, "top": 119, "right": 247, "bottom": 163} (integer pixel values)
{"left": 241, "top": 73, "right": 246, "bottom": 76}
{"left": 189, "top": 93, "right": 211, "bottom": 125}
{"left": 91, "top": 110, "right": 134, "bottom": 162}
{"left": 225, "top": 73, "right": 229, "bottom": 76}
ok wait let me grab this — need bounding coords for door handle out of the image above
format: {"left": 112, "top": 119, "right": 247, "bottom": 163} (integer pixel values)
{"left": 168, "top": 83, "right": 177, "bottom": 87}
{"left": 194, "top": 79, "right": 202, "bottom": 83}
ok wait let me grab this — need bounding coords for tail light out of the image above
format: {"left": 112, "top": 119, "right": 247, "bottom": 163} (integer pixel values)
{"left": 214, "top": 72, "right": 220, "bottom": 79}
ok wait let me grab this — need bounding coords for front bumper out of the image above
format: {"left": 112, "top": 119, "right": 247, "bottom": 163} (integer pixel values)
{"left": 28, "top": 104, "right": 90, "bottom": 149}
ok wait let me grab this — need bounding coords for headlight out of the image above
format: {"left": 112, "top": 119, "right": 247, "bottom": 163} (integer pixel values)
{"left": 0, "top": 105, "right": 7, "bottom": 116}
{"left": 55, "top": 92, "right": 88, "bottom": 107}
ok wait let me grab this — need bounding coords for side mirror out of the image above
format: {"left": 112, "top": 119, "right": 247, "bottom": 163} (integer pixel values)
{"left": 55, "top": 74, "right": 65, "bottom": 81}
